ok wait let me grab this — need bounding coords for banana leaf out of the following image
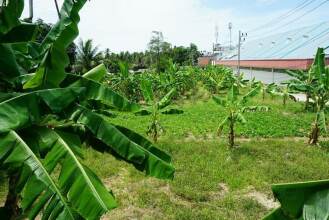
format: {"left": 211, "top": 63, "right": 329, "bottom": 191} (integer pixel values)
{"left": 82, "top": 64, "right": 107, "bottom": 82}
{"left": 0, "top": 44, "right": 25, "bottom": 79}
{"left": 69, "top": 74, "right": 140, "bottom": 112}
{"left": 161, "top": 108, "right": 184, "bottom": 115}
{"left": 0, "top": 0, "right": 24, "bottom": 36}
{"left": 72, "top": 107, "right": 175, "bottom": 179}
{"left": 213, "top": 96, "right": 227, "bottom": 107}
{"left": 24, "top": 0, "right": 87, "bottom": 89}
{"left": 0, "top": 130, "right": 77, "bottom": 220}
{"left": 0, "top": 129, "right": 117, "bottom": 219}
{"left": 265, "top": 179, "right": 329, "bottom": 219}
{"left": 157, "top": 88, "right": 176, "bottom": 110}
{"left": 0, "top": 23, "right": 36, "bottom": 43}
{"left": 140, "top": 79, "right": 154, "bottom": 104}
{"left": 0, "top": 88, "right": 85, "bottom": 132}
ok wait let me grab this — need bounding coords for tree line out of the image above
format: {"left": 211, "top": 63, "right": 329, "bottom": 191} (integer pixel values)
{"left": 36, "top": 19, "right": 201, "bottom": 74}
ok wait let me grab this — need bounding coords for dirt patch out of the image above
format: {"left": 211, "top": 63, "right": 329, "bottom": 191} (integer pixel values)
{"left": 245, "top": 191, "right": 279, "bottom": 210}
{"left": 103, "top": 169, "right": 194, "bottom": 218}
{"left": 103, "top": 206, "right": 161, "bottom": 220}
{"left": 208, "top": 183, "right": 229, "bottom": 201}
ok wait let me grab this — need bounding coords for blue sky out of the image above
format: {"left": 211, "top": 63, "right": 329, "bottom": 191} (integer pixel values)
{"left": 22, "top": 0, "right": 329, "bottom": 52}
{"left": 204, "top": 0, "right": 299, "bottom": 13}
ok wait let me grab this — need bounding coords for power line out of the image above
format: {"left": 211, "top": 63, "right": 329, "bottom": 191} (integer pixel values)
{"left": 265, "top": 22, "right": 326, "bottom": 58}
{"left": 248, "top": 0, "right": 328, "bottom": 41}
{"left": 280, "top": 26, "right": 329, "bottom": 58}
{"left": 247, "top": 0, "right": 316, "bottom": 33}
{"left": 274, "top": 0, "right": 329, "bottom": 33}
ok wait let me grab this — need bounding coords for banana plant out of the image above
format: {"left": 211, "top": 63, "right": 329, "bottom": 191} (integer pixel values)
{"left": 287, "top": 69, "right": 314, "bottom": 110}
{"left": 214, "top": 84, "right": 268, "bottom": 148}
{"left": 270, "top": 84, "right": 297, "bottom": 106}
{"left": 256, "top": 81, "right": 277, "bottom": 101}
{"left": 307, "top": 48, "right": 329, "bottom": 145}
{"left": 264, "top": 48, "right": 329, "bottom": 220}
{"left": 135, "top": 79, "right": 183, "bottom": 142}
{"left": 0, "top": 1, "right": 175, "bottom": 219}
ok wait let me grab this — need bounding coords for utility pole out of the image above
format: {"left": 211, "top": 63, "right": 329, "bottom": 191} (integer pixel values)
{"left": 237, "top": 30, "right": 247, "bottom": 76}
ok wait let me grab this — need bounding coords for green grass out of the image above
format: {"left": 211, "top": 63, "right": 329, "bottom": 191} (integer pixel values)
{"left": 84, "top": 138, "right": 329, "bottom": 220}
{"left": 1, "top": 95, "right": 327, "bottom": 219}
{"left": 111, "top": 95, "right": 315, "bottom": 139}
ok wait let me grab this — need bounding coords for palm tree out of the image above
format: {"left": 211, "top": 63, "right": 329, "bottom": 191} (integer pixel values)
{"left": 75, "top": 39, "right": 103, "bottom": 73}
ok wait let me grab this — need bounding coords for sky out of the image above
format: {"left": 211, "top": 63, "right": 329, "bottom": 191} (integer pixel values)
{"left": 21, "top": 0, "right": 329, "bottom": 52}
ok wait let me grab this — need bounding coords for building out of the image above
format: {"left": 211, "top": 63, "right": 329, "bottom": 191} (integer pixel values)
{"left": 199, "top": 22, "right": 329, "bottom": 70}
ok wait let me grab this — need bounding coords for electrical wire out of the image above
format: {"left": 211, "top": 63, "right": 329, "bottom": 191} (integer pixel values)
{"left": 279, "top": 26, "right": 329, "bottom": 58}
{"left": 265, "top": 22, "right": 326, "bottom": 58}
{"left": 247, "top": 0, "right": 328, "bottom": 41}
{"left": 248, "top": 0, "right": 316, "bottom": 33}
{"left": 273, "top": 0, "right": 329, "bottom": 33}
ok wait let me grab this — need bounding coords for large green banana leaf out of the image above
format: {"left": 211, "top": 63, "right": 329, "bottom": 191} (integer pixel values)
{"left": 29, "top": 128, "right": 117, "bottom": 219}
{"left": 0, "top": 0, "right": 24, "bottom": 36}
{"left": 0, "top": 88, "right": 85, "bottom": 132}
{"left": 0, "top": 23, "right": 37, "bottom": 43}
{"left": 0, "top": 129, "right": 117, "bottom": 219}
{"left": 0, "top": 130, "right": 77, "bottom": 220}
{"left": 115, "top": 125, "right": 172, "bottom": 164}
{"left": 24, "top": 0, "right": 87, "bottom": 89}
{"left": 0, "top": 2, "right": 36, "bottom": 81}
{"left": 0, "top": 44, "right": 25, "bottom": 78}
{"left": 82, "top": 64, "right": 108, "bottom": 82}
{"left": 72, "top": 107, "right": 175, "bottom": 179}
{"left": 264, "top": 179, "right": 329, "bottom": 220}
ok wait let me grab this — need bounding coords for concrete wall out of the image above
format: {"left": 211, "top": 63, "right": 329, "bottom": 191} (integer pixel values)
{"left": 215, "top": 58, "right": 329, "bottom": 70}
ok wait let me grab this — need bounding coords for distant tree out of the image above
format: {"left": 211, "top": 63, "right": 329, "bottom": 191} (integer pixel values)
{"left": 75, "top": 39, "right": 103, "bottom": 73}
{"left": 148, "top": 31, "right": 172, "bottom": 72}
{"left": 188, "top": 43, "right": 201, "bottom": 66}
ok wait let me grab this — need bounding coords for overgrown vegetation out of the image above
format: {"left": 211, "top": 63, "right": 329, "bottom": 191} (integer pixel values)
{"left": 1, "top": 0, "right": 329, "bottom": 219}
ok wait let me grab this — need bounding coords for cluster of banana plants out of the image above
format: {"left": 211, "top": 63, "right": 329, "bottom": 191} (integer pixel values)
{"left": 288, "top": 48, "right": 329, "bottom": 144}
{"left": 199, "top": 65, "right": 236, "bottom": 94}
{"left": 0, "top": 1, "right": 174, "bottom": 219}
{"left": 105, "top": 61, "right": 142, "bottom": 102}
{"left": 135, "top": 79, "right": 183, "bottom": 142}
{"left": 264, "top": 48, "right": 329, "bottom": 220}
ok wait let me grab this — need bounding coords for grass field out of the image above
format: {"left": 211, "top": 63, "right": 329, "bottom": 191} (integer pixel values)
{"left": 0, "top": 95, "right": 327, "bottom": 219}
{"left": 80, "top": 95, "right": 329, "bottom": 220}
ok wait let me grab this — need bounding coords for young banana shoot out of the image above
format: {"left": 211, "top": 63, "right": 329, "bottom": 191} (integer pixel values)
{"left": 136, "top": 80, "right": 183, "bottom": 142}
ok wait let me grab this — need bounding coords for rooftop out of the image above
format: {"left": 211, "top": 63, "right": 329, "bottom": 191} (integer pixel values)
{"left": 222, "top": 22, "right": 329, "bottom": 60}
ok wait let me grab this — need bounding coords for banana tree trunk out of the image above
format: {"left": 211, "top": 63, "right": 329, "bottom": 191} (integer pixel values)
{"left": 4, "top": 174, "right": 20, "bottom": 219}
{"left": 309, "top": 123, "right": 320, "bottom": 145}
{"left": 304, "top": 93, "right": 310, "bottom": 111}
{"left": 153, "top": 121, "right": 158, "bottom": 143}
{"left": 229, "top": 120, "right": 234, "bottom": 148}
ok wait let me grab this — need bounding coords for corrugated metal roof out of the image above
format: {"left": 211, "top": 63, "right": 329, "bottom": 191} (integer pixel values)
{"left": 222, "top": 22, "right": 329, "bottom": 60}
